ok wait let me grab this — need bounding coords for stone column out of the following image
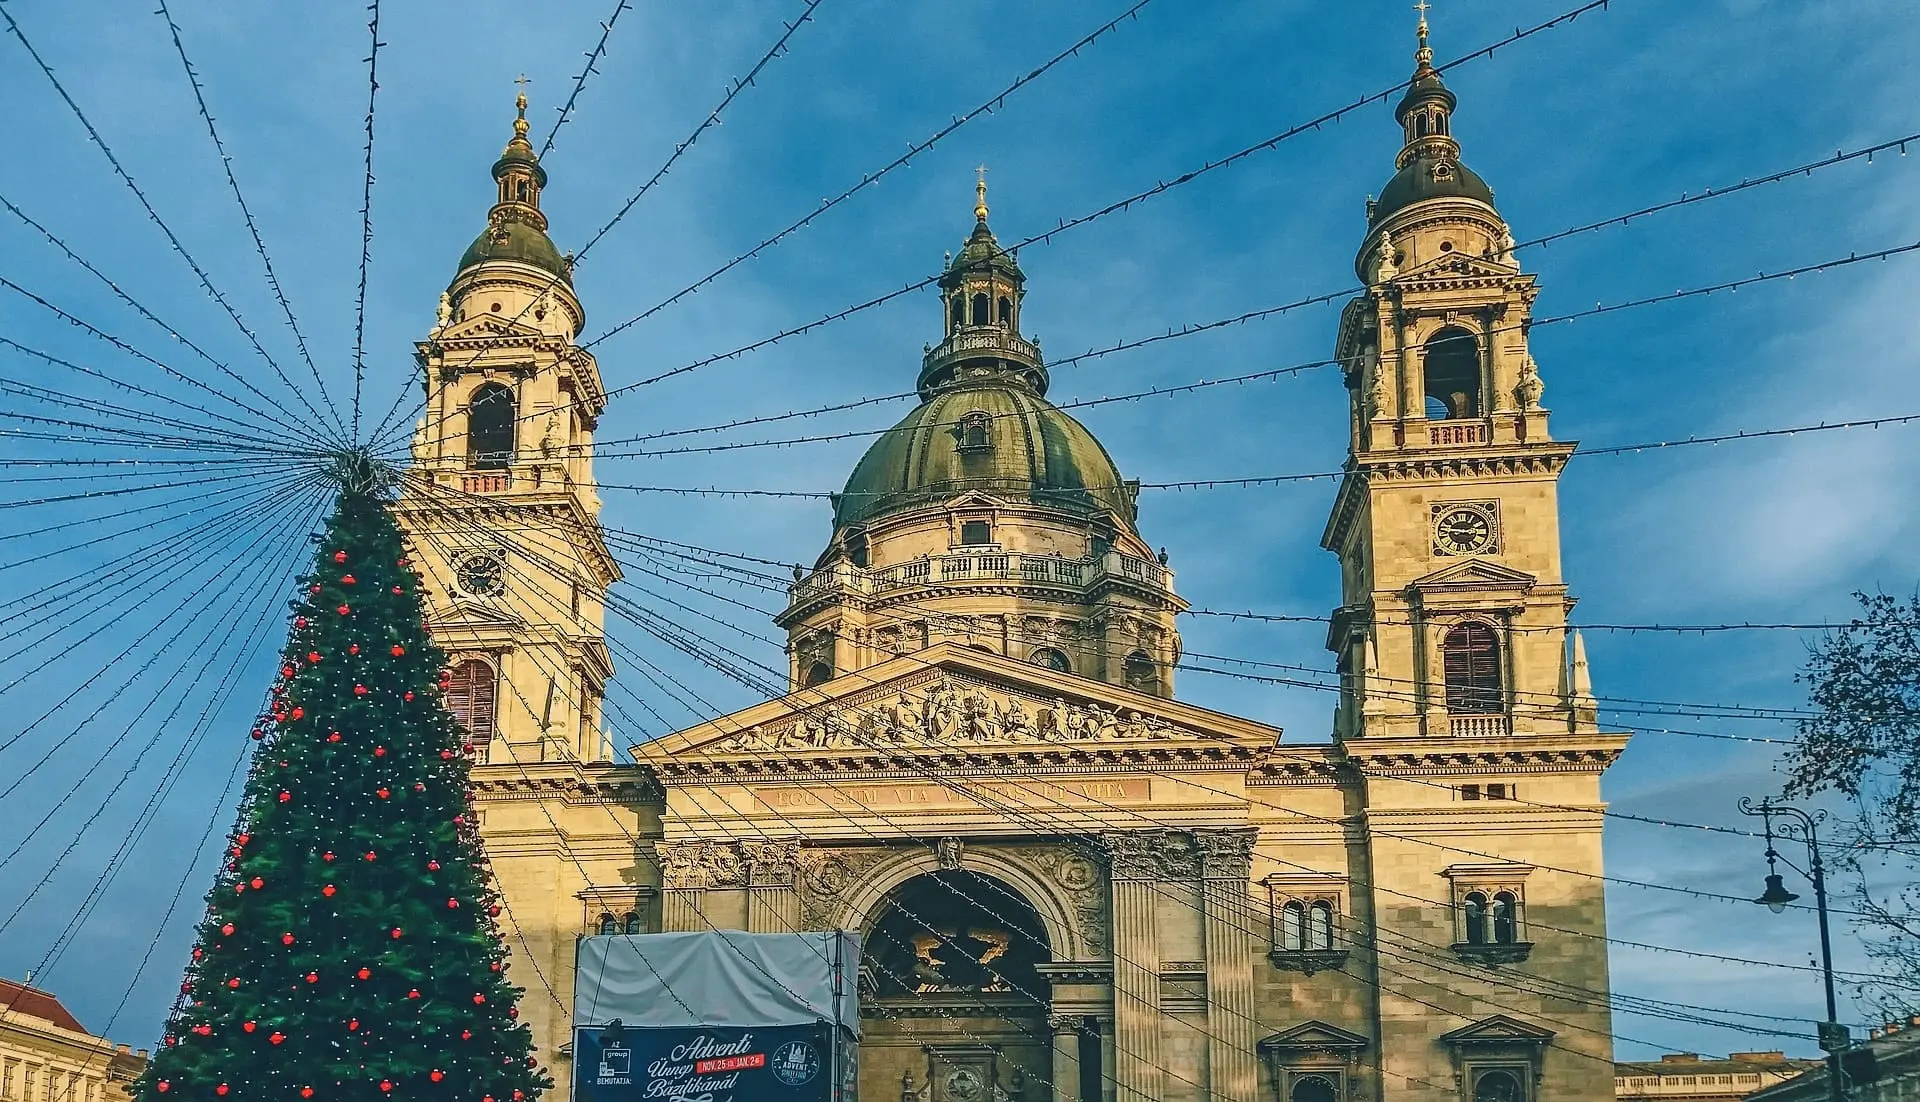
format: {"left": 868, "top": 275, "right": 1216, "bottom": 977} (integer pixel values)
{"left": 1103, "top": 833, "right": 1163, "bottom": 1102}
{"left": 1048, "top": 1013, "right": 1082, "bottom": 1102}
{"left": 743, "top": 840, "right": 802, "bottom": 932}
{"left": 1197, "top": 829, "right": 1261, "bottom": 1102}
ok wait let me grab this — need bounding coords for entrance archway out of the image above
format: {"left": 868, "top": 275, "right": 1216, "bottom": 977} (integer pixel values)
{"left": 862, "top": 869, "right": 1050, "bottom": 1001}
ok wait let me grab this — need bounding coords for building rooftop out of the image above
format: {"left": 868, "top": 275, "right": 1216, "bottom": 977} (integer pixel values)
{"left": 0, "top": 977, "right": 90, "bottom": 1034}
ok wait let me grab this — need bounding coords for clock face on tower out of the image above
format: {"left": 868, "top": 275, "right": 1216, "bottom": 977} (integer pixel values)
{"left": 1432, "top": 502, "right": 1499, "bottom": 556}
{"left": 454, "top": 550, "right": 506, "bottom": 598}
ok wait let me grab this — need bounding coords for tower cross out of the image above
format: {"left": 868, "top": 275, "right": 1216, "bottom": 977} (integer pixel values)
{"left": 974, "top": 164, "right": 989, "bottom": 221}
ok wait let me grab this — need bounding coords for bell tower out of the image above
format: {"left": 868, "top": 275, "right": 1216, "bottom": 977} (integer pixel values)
{"left": 394, "top": 91, "right": 619, "bottom": 764}
{"left": 1322, "top": 14, "right": 1596, "bottom": 743}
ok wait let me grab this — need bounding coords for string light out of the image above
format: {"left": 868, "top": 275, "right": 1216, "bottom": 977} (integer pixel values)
{"left": 0, "top": 6, "right": 337, "bottom": 446}
{"left": 350, "top": 0, "right": 384, "bottom": 440}
{"left": 538, "top": 0, "right": 635, "bottom": 159}
{"left": 151, "top": 0, "right": 345, "bottom": 441}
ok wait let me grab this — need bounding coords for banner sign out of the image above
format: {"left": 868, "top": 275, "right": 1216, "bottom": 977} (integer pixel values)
{"left": 574, "top": 1023, "right": 832, "bottom": 1102}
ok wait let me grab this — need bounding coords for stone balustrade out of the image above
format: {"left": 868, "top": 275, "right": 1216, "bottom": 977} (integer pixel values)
{"left": 787, "top": 548, "right": 1172, "bottom": 608}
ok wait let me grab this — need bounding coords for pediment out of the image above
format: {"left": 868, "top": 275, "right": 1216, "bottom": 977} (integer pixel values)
{"left": 940, "top": 490, "right": 1014, "bottom": 512}
{"left": 641, "top": 642, "right": 1282, "bottom": 771}
{"left": 436, "top": 314, "right": 546, "bottom": 341}
{"left": 428, "top": 600, "right": 524, "bottom": 630}
{"left": 1407, "top": 558, "right": 1537, "bottom": 595}
{"left": 1258, "top": 1021, "right": 1370, "bottom": 1053}
{"left": 1438, "top": 1014, "right": 1555, "bottom": 1047}
{"left": 1399, "top": 250, "right": 1523, "bottom": 282}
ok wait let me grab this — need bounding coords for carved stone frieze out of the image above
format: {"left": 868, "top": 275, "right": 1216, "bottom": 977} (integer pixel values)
{"left": 658, "top": 840, "right": 743, "bottom": 889}
{"left": 713, "top": 671, "right": 1190, "bottom": 754}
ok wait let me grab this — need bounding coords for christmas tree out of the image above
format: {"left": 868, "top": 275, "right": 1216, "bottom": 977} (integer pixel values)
{"left": 135, "top": 465, "right": 550, "bottom": 1102}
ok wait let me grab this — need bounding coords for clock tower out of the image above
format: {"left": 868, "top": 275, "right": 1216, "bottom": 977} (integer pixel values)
{"left": 1326, "top": 21, "right": 1627, "bottom": 1102}
{"left": 394, "top": 92, "right": 619, "bottom": 765}
{"left": 1322, "top": 17, "right": 1596, "bottom": 743}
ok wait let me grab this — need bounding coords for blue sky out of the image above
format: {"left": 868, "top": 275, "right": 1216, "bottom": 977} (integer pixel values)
{"left": 0, "top": 0, "right": 1916, "bottom": 1066}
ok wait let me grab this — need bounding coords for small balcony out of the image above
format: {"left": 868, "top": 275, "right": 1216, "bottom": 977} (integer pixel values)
{"left": 921, "top": 326, "right": 1040, "bottom": 370}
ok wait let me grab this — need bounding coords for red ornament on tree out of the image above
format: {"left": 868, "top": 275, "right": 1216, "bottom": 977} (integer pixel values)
{"left": 308, "top": 651, "right": 322, "bottom": 664}
{"left": 227, "top": 978, "right": 240, "bottom": 989}
{"left": 447, "top": 898, "right": 459, "bottom": 909}
{"left": 429, "top": 1071, "right": 444, "bottom": 1083}
{"left": 278, "top": 792, "right": 291, "bottom": 803}
{"left": 322, "top": 884, "right": 337, "bottom": 897}
{"left": 507, "top": 1007, "right": 518, "bottom": 1019}
{"left": 323, "top": 852, "right": 336, "bottom": 862}
{"left": 269, "top": 1032, "right": 284, "bottom": 1046}
{"left": 349, "top": 645, "right": 360, "bottom": 655}
{"left": 295, "top": 617, "right": 308, "bottom": 629}
{"left": 407, "top": 989, "right": 420, "bottom": 1000}
{"left": 333, "top": 551, "right": 348, "bottom": 563}
{"left": 242, "top": 1022, "right": 256, "bottom": 1033}
{"left": 427, "top": 860, "right": 440, "bottom": 871}
{"left": 301, "top": 1089, "right": 314, "bottom": 1098}
{"left": 392, "top": 586, "right": 403, "bottom": 595}
{"left": 403, "top": 692, "right": 414, "bottom": 701}
{"left": 378, "top": 1081, "right": 391, "bottom": 1094}
{"left": 281, "top": 665, "right": 295, "bottom": 678}
{"left": 364, "top": 851, "right": 376, "bottom": 862}
{"left": 306, "top": 972, "right": 320, "bottom": 984}
{"left": 338, "top": 604, "right": 351, "bottom": 616}
{"left": 249, "top": 877, "right": 264, "bottom": 889}
{"left": 250, "top": 729, "right": 264, "bottom": 741}
{"left": 341, "top": 574, "right": 356, "bottom": 585}
{"left": 356, "top": 968, "right": 371, "bottom": 981}
{"left": 328, "top": 732, "right": 342, "bottom": 743}
{"left": 472, "top": 994, "right": 486, "bottom": 1005}
{"left": 236, "top": 833, "right": 249, "bottom": 846}
{"left": 282, "top": 933, "right": 295, "bottom": 945}
{"left": 290, "top": 707, "right": 305, "bottom": 720}
{"left": 376, "top": 788, "right": 390, "bottom": 800}
{"left": 390, "top": 928, "right": 402, "bottom": 939}
{"left": 354, "top": 684, "right": 369, "bottom": 696}
{"left": 460, "top": 1031, "right": 471, "bottom": 1042}
{"left": 310, "top": 585, "right": 322, "bottom": 595}
{"left": 440, "top": 750, "right": 453, "bottom": 760}
{"left": 391, "top": 645, "right": 405, "bottom": 657}
{"left": 155, "top": 1084, "right": 169, "bottom": 1093}
{"left": 221, "top": 923, "right": 235, "bottom": 936}
{"left": 372, "top": 747, "right": 385, "bottom": 757}
{"left": 216, "top": 1085, "right": 229, "bottom": 1096}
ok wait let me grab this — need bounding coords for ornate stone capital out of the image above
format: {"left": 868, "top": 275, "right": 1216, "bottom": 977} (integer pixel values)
{"left": 1047, "top": 1012, "right": 1082, "bottom": 1036}
{"left": 1194, "top": 827, "right": 1258, "bottom": 881}
{"left": 1102, "top": 830, "right": 1201, "bottom": 881}
{"left": 742, "top": 840, "right": 801, "bottom": 887}
{"left": 658, "top": 840, "right": 743, "bottom": 889}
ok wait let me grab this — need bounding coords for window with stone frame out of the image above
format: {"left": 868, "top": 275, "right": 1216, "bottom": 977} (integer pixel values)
{"left": 578, "top": 886, "right": 654, "bottom": 936}
{"left": 1258, "top": 1022, "right": 1369, "bottom": 1102}
{"left": 1444, "top": 864, "right": 1533, "bottom": 964}
{"left": 1264, "top": 875, "right": 1350, "bottom": 974}
{"left": 1438, "top": 1016, "right": 1554, "bottom": 1102}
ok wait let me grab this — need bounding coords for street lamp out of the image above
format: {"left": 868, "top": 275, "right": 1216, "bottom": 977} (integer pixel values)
{"left": 1737, "top": 797, "right": 1847, "bottom": 1102}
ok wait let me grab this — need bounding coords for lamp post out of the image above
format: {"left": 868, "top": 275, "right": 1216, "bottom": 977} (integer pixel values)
{"left": 1737, "top": 797, "right": 1847, "bottom": 1102}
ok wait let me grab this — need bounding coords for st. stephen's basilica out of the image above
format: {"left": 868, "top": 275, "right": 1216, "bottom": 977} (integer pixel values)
{"left": 394, "top": 21, "right": 1626, "bottom": 1102}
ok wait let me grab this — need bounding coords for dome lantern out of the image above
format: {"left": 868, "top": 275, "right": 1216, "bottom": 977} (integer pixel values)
{"left": 453, "top": 84, "right": 571, "bottom": 284}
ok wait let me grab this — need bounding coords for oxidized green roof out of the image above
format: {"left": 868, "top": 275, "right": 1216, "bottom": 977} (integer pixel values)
{"left": 457, "top": 220, "right": 570, "bottom": 282}
{"left": 834, "top": 381, "right": 1135, "bottom": 531}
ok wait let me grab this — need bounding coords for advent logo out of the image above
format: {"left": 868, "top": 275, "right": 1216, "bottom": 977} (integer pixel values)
{"left": 769, "top": 1040, "right": 820, "bottom": 1087}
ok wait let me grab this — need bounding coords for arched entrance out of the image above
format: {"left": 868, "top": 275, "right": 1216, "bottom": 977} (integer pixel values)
{"left": 859, "top": 869, "right": 1055, "bottom": 1102}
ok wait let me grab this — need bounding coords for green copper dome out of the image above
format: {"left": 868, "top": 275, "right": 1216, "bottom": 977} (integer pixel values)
{"left": 456, "top": 220, "right": 570, "bottom": 282}
{"left": 833, "top": 381, "right": 1136, "bottom": 531}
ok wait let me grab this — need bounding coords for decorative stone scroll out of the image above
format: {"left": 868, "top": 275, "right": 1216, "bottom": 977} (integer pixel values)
{"left": 716, "top": 672, "right": 1189, "bottom": 753}
{"left": 658, "top": 840, "right": 743, "bottom": 889}
{"left": 741, "top": 840, "right": 801, "bottom": 887}
{"left": 1101, "top": 830, "right": 1202, "bottom": 882}
{"left": 1194, "top": 828, "right": 1258, "bottom": 881}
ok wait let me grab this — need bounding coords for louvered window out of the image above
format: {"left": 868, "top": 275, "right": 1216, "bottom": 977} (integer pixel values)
{"left": 1442, "top": 622, "right": 1503, "bottom": 715}
{"left": 445, "top": 659, "right": 497, "bottom": 753}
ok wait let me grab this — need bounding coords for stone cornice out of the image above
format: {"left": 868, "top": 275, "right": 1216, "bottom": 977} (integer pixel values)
{"left": 1337, "top": 732, "right": 1629, "bottom": 775}
{"left": 651, "top": 742, "right": 1271, "bottom": 783}
{"left": 470, "top": 760, "right": 661, "bottom": 802}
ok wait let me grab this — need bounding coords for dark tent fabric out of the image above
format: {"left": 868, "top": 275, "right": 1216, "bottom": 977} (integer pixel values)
{"left": 574, "top": 931, "right": 860, "bottom": 1035}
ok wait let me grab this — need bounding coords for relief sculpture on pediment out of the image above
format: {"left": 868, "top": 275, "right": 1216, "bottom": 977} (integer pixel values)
{"left": 714, "top": 673, "right": 1189, "bottom": 753}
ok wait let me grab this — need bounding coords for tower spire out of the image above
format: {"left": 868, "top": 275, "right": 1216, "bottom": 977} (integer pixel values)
{"left": 974, "top": 164, "right": 990, "bottom": 223}
{"left": 1413, "top": 0, "right": 1433, "bottom": 70}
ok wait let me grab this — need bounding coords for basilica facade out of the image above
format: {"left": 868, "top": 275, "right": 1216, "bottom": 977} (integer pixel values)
{"left": 395, "top": 27, "right": 1628, "bottom": 1102}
